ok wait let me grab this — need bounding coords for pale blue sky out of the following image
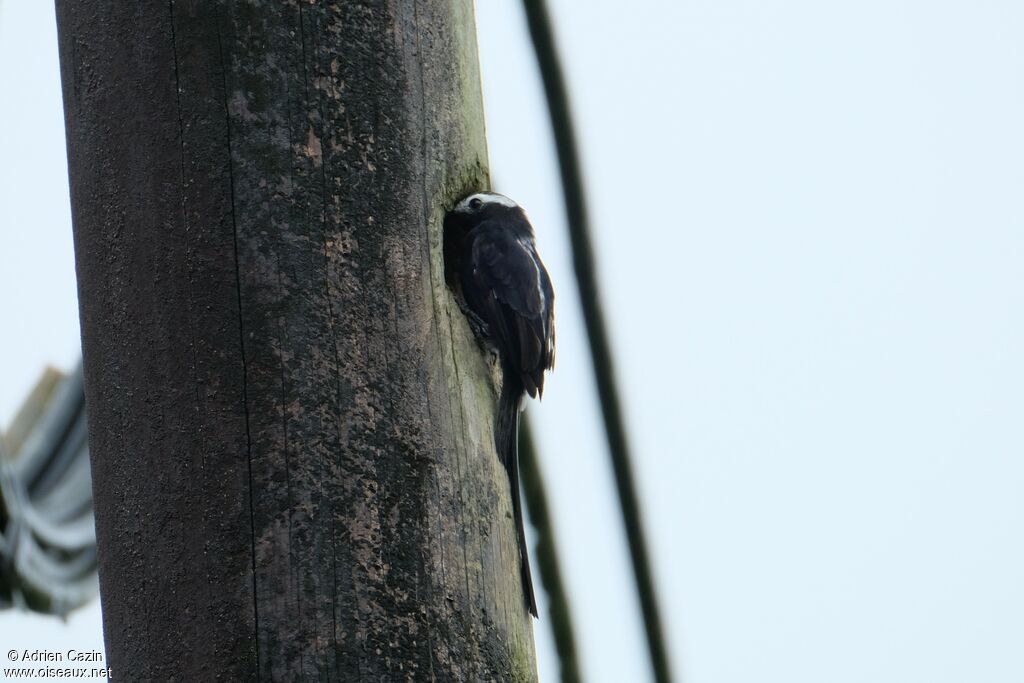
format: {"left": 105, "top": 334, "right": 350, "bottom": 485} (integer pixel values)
{"left": 4, "top": 1, "right": 1024, "bottom": 681}
{"left": 0, "top": 0, "right": 104, "bottom": 668}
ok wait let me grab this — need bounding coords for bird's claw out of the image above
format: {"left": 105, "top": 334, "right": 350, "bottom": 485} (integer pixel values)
{"left": 459, "top": 300, "right": 491, "bottom": 340}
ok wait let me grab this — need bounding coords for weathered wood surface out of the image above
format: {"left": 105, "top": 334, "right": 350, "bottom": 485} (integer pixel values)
{"left": 57, "top": 1, "right": 536, "bottom": 679}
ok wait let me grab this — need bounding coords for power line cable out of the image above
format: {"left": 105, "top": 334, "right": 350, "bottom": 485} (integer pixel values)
{"left": 519, "top": 417, "right": 581, "bottom": 683}
{"left": 520, "top": 1, "right": 675, "bottom": 680}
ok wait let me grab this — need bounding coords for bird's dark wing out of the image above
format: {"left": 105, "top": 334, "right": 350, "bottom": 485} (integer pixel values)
{"left": 539, "top": 259, "right": 555, "bottom": 378}
{"left": 467, "top": 221, "right": 553, "bottom": 397}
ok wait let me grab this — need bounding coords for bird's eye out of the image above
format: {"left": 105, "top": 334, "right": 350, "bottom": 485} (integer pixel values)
{"left": 469, "top": 197, "right": 483, "bottom": 210}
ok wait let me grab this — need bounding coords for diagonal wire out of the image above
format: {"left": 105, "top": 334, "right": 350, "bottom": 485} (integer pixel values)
{"left": 519, "top": 416, "right": 581, "bottom": 683}
{"left": 519, "top": 1, "right": 675, "bottom": 681}
{"left": 492, "top": 175, "right": 582, "bottom": 681}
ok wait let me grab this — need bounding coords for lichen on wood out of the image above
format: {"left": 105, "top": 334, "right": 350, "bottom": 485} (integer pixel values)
{"left": 57, "top": 0, "right": 537, "bottom": 679}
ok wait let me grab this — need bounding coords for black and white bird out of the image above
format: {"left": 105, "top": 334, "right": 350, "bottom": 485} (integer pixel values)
{"left": 444, "top": 191, "right": 555, "bottom": 618}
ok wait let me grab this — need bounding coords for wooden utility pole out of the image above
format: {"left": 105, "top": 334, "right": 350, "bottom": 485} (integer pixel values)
{"left": 56, "top": 1, "right": 537, "bottom": 680}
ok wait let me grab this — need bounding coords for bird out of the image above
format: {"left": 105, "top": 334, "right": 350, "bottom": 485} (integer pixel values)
{"left": 444, "top": 191, "right": 555, "bottom": 618}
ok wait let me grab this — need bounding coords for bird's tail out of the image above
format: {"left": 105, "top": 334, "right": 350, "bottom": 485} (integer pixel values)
{"left": 496, "top": 373, "right": 538, "bottom": 618}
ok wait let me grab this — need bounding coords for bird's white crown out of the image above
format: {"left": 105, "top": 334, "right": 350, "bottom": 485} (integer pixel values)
{"left": 454, "top": 192, "right": 520, "bottom": 213}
